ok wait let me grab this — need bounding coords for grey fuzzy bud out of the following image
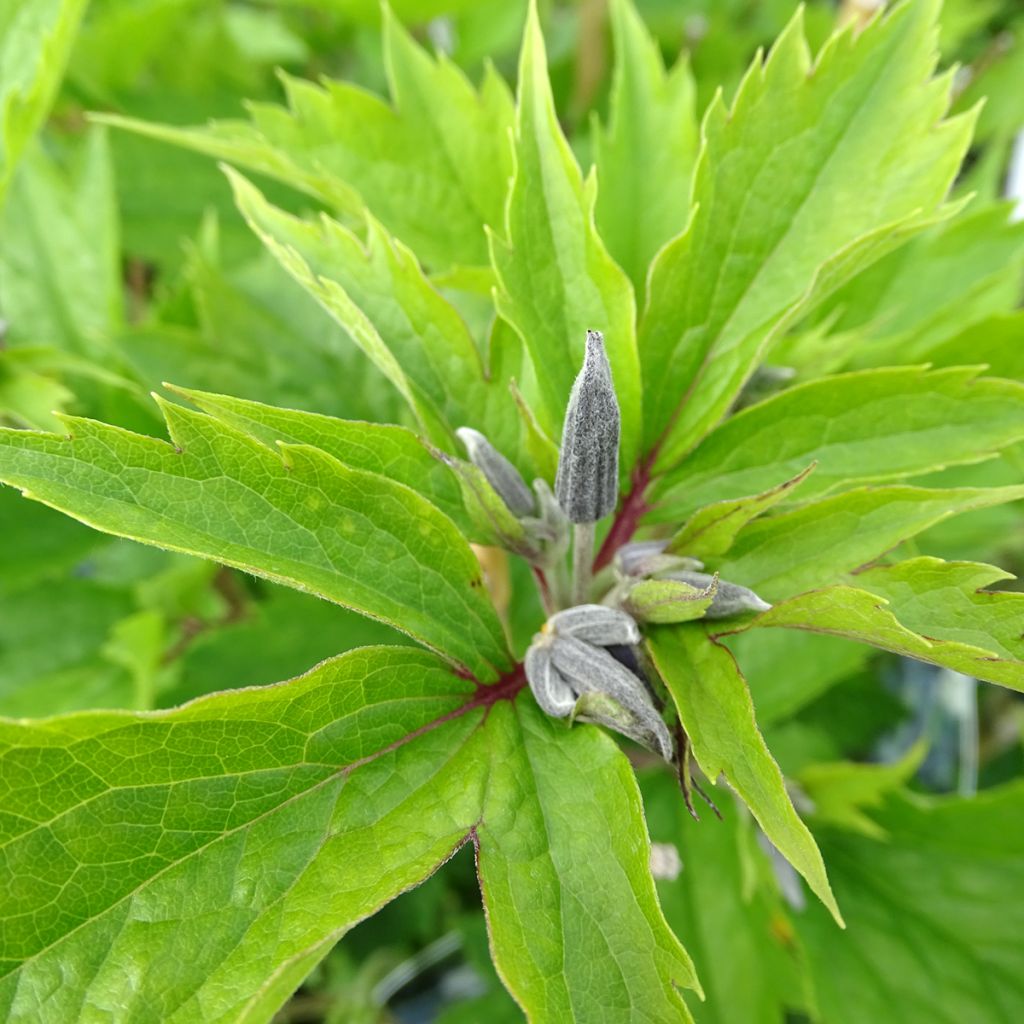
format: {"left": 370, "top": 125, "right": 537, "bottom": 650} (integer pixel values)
{"left": 525, "top": 641, "right": 576, "bottom": 718}
{"left": 555, "top": 330, "right": 620, "bottom": 523}
{"left": 550, "top": 635, "right": 652, "bottom": 713}
{"left": 456, "top": 427, "right": 535, "bottom": 517}
{"left": 547, "top": 604, "right": 640, "bottom": 646}
{"left": 667, "top": 571, "right": 771, "bottom": 619}
{"left": 616, "top": 539, "right": 704, "bottom": 578}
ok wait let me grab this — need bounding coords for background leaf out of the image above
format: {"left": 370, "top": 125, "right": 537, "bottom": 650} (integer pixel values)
{"left": 490, "top": 3, "right": 642, "bottom": 470}
{"left": 639, "top": 0, "right": 974, "bottom": 468}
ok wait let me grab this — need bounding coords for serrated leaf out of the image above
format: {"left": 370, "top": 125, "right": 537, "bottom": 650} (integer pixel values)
{"left": 0, "top": 648, "right": 703, "bottom": 1022}
{"left": 0, "top": 401, "right": 511, "bottom": 681}
{"left": 592, "top": 0, "right": 698, "bottom": 301}
{"left": 476, "top": 699, "right": 700, "bottom": 1021}
{"left": 796, "top": 785, "right": 1024, "bottom": 1024}
{"left": 714, "top": 484, "right": 1024, "bottom": 601}
{"left": 640, "top": 0, "right": 974, "bottom": 468}
{"left": 490, "top": 2, "right": 641, "bottom": 469}
{"left": 652, "top": 367, "right": 1024, "bottom": 522}
{"left": 647, "top": 625, "right": 842, "bottom": 924}
{"left": 227, "top": 171, "right": 528, "bottom": 462}
{"left": 0, "top": 647, "right": 492, "bottom": 1021}
{"left": 667, "top": 464, "right": 815, "bottom": 560}
{"left": 749, "top": 582, "right": 1024, "bottom": 692}
{"left": 95, "top": 10, "right": 514, "bottom": 272}
{"left": 853, "top": 557, "right": 1024, "bottom": 660}
{"left": 167, "top": 385, "right": 470, "bottom": 535}
{"left": 796, "top": 743, "right": 926, "bottom": 840}
{"left": 0, "top": 0, "right": 87, "bottom": 201}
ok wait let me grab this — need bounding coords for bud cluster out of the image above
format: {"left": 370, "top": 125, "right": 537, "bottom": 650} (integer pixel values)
{"left": 448, "top": 328, "right": 771, "bottom": 760}
{"left": 524, "top": 605, "right": 673, "bottom": 760}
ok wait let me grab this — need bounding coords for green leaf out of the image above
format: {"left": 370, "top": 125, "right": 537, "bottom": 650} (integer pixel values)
{"left": 0, "top": 128, "right": 122, "bottom": 355}
{"left": 639, "top": 0, "right": 974, "bottom": 468}
{"left": 0, "top": 576, "right": 135, "bottom": 716}
{"left": 922, "top": 312, "right": 1024, "bottom": 381}
{"left": 476, "top": 699, "right": 701, "bottom": 1021}
{"left": 0, "top": 0, "right": 87, "bottom": 201}
{"left": 166, "top": 385, "right": 470, "bottom": 536}
{"left": 489, "top": 2, "right": 641, "bottom": 470}
{"left": 164, "top": 585, "right": 406, "bottom": 708}
{"left": 820, "top": 203, "right": 1024, "bottom": 369}
{"left": 227, "top": 170, "right": 528, "bottom": 461}
{"left": 0, "top": 647, "right": 492, "bottom": 1021}
{"left": 592, "top": 0, "right": 698, "bottom": 302}
{"left": 667, "top": 464, "right": 815, "bottom": 559}
{"left": 0, "top": 401, "right": 511, "bottom": 681}
{"left": 647, "top": 625, "right": 842, "bottom": 925}
{"left": 796, "top": 743, "right": 926, "bottom": 840}
{"left": 165, "top": 227, "right": 403, "bottom": 426}
{"left": 715, "top": 484, "right": 1024, "bottom": 601}
{"left": 651, "top": 367, "right": 1024, "bottom": 522}
{"left": 95, "top": 10, "right": 514, "bottom": 272}
{"left": 750, "top": 582, "right": 1024, "bottom": 692}
{"left": 796, "top": 785, "right": 1024, "bottom": 1024}
{"left": 853, "top": 557, "right": 1024, "bottom": 661}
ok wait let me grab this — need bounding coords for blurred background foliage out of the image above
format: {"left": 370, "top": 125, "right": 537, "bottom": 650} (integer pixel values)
{"left": 1, "top": 0, "right": 1023, "bottom": 1020}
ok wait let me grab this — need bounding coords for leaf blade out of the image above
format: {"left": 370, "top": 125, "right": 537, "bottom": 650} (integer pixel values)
{"left": 490, "top": 4, "right": 641, "bottom": 469}
{"left": 640, "top": 0, "right": 974, "bottom": 467}
{"left": 0, "top": 403, "right": 511, "bottom": 681}
{"left": 647, "top": 625, "right": 842, "bottom": 924}
{"left": 476, "top": 699, "right": 700, "bottom": 1021}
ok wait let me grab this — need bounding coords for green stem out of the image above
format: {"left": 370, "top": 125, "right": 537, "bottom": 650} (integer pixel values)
{"left": 572, "top": 521, "right": 595, "bottom": 606}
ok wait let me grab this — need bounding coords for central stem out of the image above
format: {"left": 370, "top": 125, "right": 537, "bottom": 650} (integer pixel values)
{"left": 572, "top": 521, "right": 595, "bottom": 605}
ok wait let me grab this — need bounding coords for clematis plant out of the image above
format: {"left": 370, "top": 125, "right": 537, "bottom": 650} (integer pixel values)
{"left": 3, "top": 0, "right": 1024, "bottom": 1021}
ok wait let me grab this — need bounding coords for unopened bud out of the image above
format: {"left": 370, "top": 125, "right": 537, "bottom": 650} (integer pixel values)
{"left": 456, "top": 427, "right": 535, "bottom": 517}
{"left": 572, "top": 689, "right": 674, "bottom": 761}
{"left": 615, "top": 539, "right": 703, "bottom": 578}
{"left": 546, "top": 604, "right": 640, "bottom": 646}
{"left": 623, "top": 576, "right": 718, "bottom": 625}
{"left": 666, "top": 571, "right": 771, "bottom": 619}
{"left": 524, "top": 641, "right": 576, "bottom": 718}
{"left": 554, "top": 330, "right": 620, "bottom": 523}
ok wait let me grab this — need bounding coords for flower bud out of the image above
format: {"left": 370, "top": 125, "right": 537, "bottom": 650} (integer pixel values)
{"left": 524, "top": 641, "right": 576, "bottom": 718}
{"left": 456, "top": 426, "right": 535, "bottom": 517}
{"left": 665, "top": 570, "right": 771, "bottom": 619}
{"left": 554, "top": 330, "right": 620, "bottom": 524}
{"left": 546, "top": 604, "right": 640, "bottom": 646}
{"left": 615, "top": 539, "right": 704, "bottom": 578}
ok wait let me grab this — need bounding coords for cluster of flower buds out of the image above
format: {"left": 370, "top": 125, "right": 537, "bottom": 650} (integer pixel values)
{"left": 524, "top": 604, "right": 674, "bottom": 760}
{"left": 612, "top": 539, "right": 772, "bottom": 623}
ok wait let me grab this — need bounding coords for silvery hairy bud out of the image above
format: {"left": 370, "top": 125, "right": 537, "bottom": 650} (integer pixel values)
{"left": 524, "top": 604, "right": 673, "bottom": 760}
{"left": 555, "top": 330, "right": 620, "bottom": 524}
{"left": 664, "top": 570, "right": 771, "bottom": 619}
{"left": 456, "top": 427, "right": 535, "bottom": 517}
{"left": 615, "top": 539, "right": 704, "bottom": 578}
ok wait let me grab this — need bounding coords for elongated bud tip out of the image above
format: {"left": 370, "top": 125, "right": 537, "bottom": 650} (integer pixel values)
{"left": 456, "top": 426, "right": 535, "bottom": 517}
{"left": 555, "top": 330, "right": 620, "bottom": 524}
